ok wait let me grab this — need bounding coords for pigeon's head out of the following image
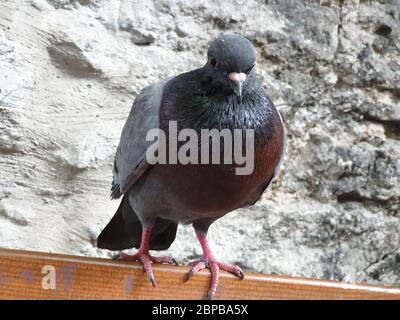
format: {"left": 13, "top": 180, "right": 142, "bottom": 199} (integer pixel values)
{"left": 204, "top": 34, "right": 256, "bottom": 99}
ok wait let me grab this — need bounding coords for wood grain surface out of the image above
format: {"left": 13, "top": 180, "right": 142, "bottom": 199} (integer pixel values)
{"left": 0, "top": 248, "right": 399, "bottom": 300}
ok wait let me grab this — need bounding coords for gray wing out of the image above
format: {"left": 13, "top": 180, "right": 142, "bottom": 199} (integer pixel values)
{"left": 111, "top": 79, "right": 169, "bottom": 198}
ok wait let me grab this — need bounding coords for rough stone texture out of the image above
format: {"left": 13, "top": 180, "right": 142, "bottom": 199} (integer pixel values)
{"left": 0, "top": 0, "right": 399, "bottom": 286}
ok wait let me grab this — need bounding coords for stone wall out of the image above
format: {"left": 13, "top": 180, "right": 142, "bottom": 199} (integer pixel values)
{"left": 0, "top": 0, "right": 399, "bottom": 285}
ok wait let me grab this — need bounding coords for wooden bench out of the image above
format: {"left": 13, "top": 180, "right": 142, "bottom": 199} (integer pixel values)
{"left": 0, "top": 248, "right": 399, "bottom": 299}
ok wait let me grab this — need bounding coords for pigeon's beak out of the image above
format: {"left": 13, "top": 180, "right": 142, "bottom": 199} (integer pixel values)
{"left": 228, "top": 72, "right": 246, "bottom": 102}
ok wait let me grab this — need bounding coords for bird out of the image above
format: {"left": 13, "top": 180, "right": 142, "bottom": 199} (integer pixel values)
{"left": 97, "top": 34, "right": 285, "bottom": 299}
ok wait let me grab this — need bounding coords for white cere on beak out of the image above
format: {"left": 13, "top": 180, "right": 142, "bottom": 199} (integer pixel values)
{"left": 228, "top": 72, "right": 246, "bottom": 82}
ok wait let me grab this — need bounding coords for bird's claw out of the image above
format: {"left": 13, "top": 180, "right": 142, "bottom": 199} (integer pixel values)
{"left": 186, "top": 260, "right": 206, "bottom": 280}
{"left": 186, "top": 258, "right": 244, "bottom": 299}
{"left": 149, "top": 275, "right": 156, "bottom": 287}
{"left": 116, "top": 251, "right": 177, "bottom": 286}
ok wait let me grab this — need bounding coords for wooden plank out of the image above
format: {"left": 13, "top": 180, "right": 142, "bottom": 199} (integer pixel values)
{"left": 0, "top": 248, "right": 399, "bottom": 300}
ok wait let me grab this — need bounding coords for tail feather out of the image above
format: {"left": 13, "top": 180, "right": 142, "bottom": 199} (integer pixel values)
{"left": 97, "top": 194, "right": 178, "bottom": 251}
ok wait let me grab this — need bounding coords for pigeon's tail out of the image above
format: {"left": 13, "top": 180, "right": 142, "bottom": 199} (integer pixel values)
{"left": 97, "top": 194, "right": 178, "bottom": 251}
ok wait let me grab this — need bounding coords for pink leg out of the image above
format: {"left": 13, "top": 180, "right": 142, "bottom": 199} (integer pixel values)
{"left": 187, "top": 231, "right": 244, "bottom": 299}
{"left": 116, "top": 227, "right": 177, "bottom": 286}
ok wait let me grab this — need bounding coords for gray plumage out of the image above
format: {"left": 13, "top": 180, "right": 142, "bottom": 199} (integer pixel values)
{"left": 111, "top": 79, "right": 168, "bottom": 199}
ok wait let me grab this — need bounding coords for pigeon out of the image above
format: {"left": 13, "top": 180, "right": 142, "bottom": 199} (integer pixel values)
{"left": 97, "top": 34, "right": 285, "bottom": 299}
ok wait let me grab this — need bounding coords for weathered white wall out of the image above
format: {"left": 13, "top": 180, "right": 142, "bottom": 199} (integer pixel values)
{"left": 0, "top": 0, "right": 399, "bottom": 285}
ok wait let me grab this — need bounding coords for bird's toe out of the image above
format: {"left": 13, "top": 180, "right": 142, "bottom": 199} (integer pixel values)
{"left": 186, "top": 260, "right": 207, "bottom": 280}
{"left": 138, "top": 254, "right": 157, "bottom": 286}
{"left": 186, "top": 258, "right": 244, "bottom": 299}
{"left": 115, "top": 251, "right": 177, "bottom": 287}
{"left": 150, "top": 255, "right": 178, "bottom": 265}
{"left": 207, "top": 261, "right": 220, "bottom": 300}
{"left": 216, "top": 262, "right": 244, "bottom": 280}
{"left": 115, "top": 252, "right": 141, "bottom": 261}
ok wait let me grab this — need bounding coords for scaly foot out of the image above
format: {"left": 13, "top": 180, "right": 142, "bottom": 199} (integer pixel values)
{"left": 186, "top": 258, "right": 244, "bottom": 299}
{"left": 115, "top": 251, "right": 177, "bottom": 286}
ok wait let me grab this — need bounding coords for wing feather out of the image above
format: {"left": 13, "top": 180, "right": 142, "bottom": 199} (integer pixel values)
{"left": 111, "top": 79, "right": 168, "bottom": 198}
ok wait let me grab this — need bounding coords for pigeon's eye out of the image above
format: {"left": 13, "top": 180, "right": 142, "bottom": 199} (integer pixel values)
{"left": 210, "top": 57, "right": 218, "bottom": 68}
